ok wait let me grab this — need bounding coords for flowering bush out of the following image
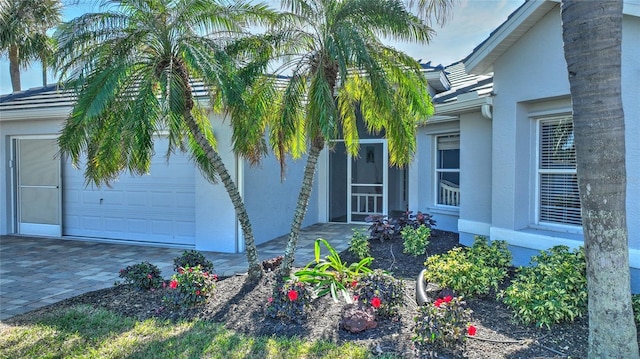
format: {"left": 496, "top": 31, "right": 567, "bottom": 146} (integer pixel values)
{"left": 423, "top": 236, "right": 512, "bottom": 297}
{"left": 266, "top": 277, "right": 314, "bottom": 323}
{"left": 413, "top": 295, "right": 475, "bottom": 348}
{"left": 401, "top": 225, "right": 431, "bottom": 256}
{"left": 173, "top": 250, "right": 214, "bottom": 273}
{"left": 118, "top": 261, "right": 164, "bottom": 291}
{"left": 499, "top": 246, "right": 587, "bottom": 328}
{"left": 163, "top": 265, "right": 217, "bottom": 308}
{"left": 353, "top": 269, "right": 404, "bottom": 318}
{"left": 348, "top": 229, "right": 371, "bottom": 260}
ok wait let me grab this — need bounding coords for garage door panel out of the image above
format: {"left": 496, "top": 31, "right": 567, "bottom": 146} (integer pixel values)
{"left": 63, "top": 139, "right": 196, "bottom": 245}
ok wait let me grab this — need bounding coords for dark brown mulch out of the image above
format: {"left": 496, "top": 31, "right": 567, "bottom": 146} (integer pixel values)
{"left": 5, "top": 229, "right": 591, "bottom": 358}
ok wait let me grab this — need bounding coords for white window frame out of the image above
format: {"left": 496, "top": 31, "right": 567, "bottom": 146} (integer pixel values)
{"left": 535, "top": 115, "right": 582, "bottom": 229}
{"left": 434, "top": 133, "right": 460, "bottom": 208}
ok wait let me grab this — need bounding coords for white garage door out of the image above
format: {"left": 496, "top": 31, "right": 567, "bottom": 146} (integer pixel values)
{"left": 62, "top": 138, "right": 196, "bottom": 246}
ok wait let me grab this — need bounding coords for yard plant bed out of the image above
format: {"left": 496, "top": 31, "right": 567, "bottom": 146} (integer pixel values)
{"left": 5, "top": 230, "right": 594, "bottom": 358}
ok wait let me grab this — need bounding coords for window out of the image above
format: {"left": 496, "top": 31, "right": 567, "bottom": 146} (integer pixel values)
{"left": 436, "top": 133, "right": 460, "bottom": 207}
{"left": 538, "top": 117, "right": 582, "bottom": 226}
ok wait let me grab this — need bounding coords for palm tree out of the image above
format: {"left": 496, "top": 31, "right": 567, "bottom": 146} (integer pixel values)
{"left": 257, "top": 0, "right": 439, "bottom": 276}
{"left": 561, "top": 1, "right": 639, "bottom": 357}
{"left": 53, "top": 0, "right": 276, "bottom": 281}
{"left": 0, "top": 0, "right": 62, "bottom": 92}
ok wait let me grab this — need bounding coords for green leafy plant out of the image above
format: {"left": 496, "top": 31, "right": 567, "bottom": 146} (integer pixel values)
{"left": 265, "top": 277, "right": 314, "bottom": 323}
{"left": 423, "top": 236, "right": 512, "bottom": 297}
{"left": 353, "top": 269, "right": 405, "bottom": 318}
{"left": 499, "top": 246, "right": 587, "bottom": 329}
{"left": 163, "top": 265, "right": 217, "bottom": 308}
{"left": 118, "top": 261, "right": 164, "bottom": 291}
{"left": 632, "top": 294, "right": 640, "bottom": 324}
{"left": 295, "top": 238, "right": 373, "bottom": 303}
{"left": 173, "top": 250, "right": 214, "bottom": 273}
{"left": 413, "top": 295, "right": 475, "bottom": 348}
{"left": 348, "top": 229, "right": 371, "bottom": 260}
{"left": 402, "top": 225, "right": 431, "bottom": 256}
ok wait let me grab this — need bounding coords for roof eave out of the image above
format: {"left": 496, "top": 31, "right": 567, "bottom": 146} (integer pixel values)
{"left": 465, "top": 0, "right": 559, "bottom": 75}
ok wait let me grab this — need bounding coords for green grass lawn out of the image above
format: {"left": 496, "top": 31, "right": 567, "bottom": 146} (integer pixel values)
{"left": 0, "top": 305, "right": 376, "bottom": 359}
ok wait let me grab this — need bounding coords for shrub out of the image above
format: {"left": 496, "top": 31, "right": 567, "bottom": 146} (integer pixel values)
{"left": 266, "top": 277, "right": 314, "bottom": 323}
{"left": 402, "top": 225, "right": 431, "bottom": 256}
{"left": 499, "top": 246, "right": 587, "bottom": 329}
{"left": 118, "top": 261, "right": 164, "bottom": 291}
{"left": 173, "top": 250, "right": 214, "bottom": 273}
{"left": 395, "top": 211, "right": 437, "bottom": 230}
{"left": 353, "top": 269, "right": 405, "bottom": 318}
{"left": 295, "top": 238, "right": 372, "bottom": 303}
{"left": 348, "top": 229, "right": 371, "bottom": 260}
{"left": 163, "top": 265, "right": 217, "bottom": 308}
{"left": 413, "top": 295, "right": 475, "bottom": 348}
{"left": 366, "top": 211, "right": 437, "bottom": 242}
{"left": 366, "top": 214, "right": 396, "bottom": 241}
{"left": 633, "top": 294, "right": 640, "bottom": 324}
{"left": 423, "top": 236, "right": 512, "bottom": 297}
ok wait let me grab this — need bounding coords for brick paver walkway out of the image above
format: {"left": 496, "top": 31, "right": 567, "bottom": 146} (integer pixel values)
{"left": 0, "top": 223, "right": 366, "bottom": 320}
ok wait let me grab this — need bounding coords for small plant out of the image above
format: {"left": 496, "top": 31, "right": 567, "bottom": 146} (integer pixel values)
{"left": 633, "top": 294, "right": 640, "bottom": 324}
{"left": 499, "top": 246, "right": 587, "bottom": 329}
{"left": 348, "top": 229, "right": 371, "bottom": 260}
{"left": 295, "top": 238, "right": 373, "bottom": 303}
{"left": 366, "top": 214, "right": 396, "bottom": 241}
{"left": 353, "top": 269, "right": 405, "bottom": 318}
{"left": 423, "top": 236, "right": 512, "bottom": 297}
{"left": 163, "top": 265, "right": 217, "bottom": 308}
{"left": 173, "top": 250, "right": 214, "bottom": 273}
{"left": 394, "top": 211, "right": 437, "bottom": 231}
{"left": 402, "top": 225, "right": 431, "bottom": 256}
{"left": 413, "top": 295, "right": 475, "bottom": 348}
{"left": 118, "top": 261, "right": 164, "bottom": 291}
{"left": 266, "top": 277, "right": 314, "bottom": 323}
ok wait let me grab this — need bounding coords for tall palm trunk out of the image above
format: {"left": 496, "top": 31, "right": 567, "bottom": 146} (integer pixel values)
{"left": 9, "top": 44, "right": 21, "bottom": 92}
{"left": 561, "top": 1, "right": 639, "bottom": 358}
{"left": 280, "top": 136, "right": 325, "bottom": 276}
{"left": 176, "top": 60, "right": 263, "bottom": 281}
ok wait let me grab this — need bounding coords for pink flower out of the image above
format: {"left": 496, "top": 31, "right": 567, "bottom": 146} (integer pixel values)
{"left": 288, "top": 290, "right": 298, "bottom": 301}
{"left": 371, "top": 297, "right": 381, "bottom": 308}
{"left": 268, "top": 297, "right": 273, "bottom": 303}
{"left": 195, "top": 290, "right": 201, "bottom": 296}
{"left": 353, "top": 295, "right": 359, "bottom": 302}
{"left": 169, "top": 280, "right": 178, "bottom": 289}
{"left": 188, "top": 268, "right": 193, "bottom": 272}
{"left": 147, "top": 274, "right": 152, "bottom": 279}
{"left": 468, "top": 325, "right": 477, "bottom": 336}
{"left": 178, "top": 268, "right": 184, "bottom": 274}
{"left": 204, "top": 272, "right": 209, "bottom": 277}
{"left": 213, "top": 274, "right": 218, "bottom": 281}
{"left": 443, "top": 295, "right": 452, "bottom": 303}
{"left": 162, "top": 282, "right": 167, "bottom": 289}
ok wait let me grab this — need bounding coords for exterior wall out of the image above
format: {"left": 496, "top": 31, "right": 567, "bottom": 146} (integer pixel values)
{"left": 411, "top": 120, "right": 460, "bottom": 233}
{"left": 479, "top": 5, "right": 640, "bottom": 290}
{"left": 243, "top": 151, "right": 319, "bottom": 246}
{"left": 458, "top": 111, "right": 492, "bottom": 246}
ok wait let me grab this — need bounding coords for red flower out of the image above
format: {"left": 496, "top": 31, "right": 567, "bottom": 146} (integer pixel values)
{"left": 147, "top": 274, "right": 152, "bottom": 279}
{"left": 188, "top": 268, "right": 193, "bottom": 272}
{"left": 351, "top": 280, "right": 358, "bottom": 288}
{"left": 213, "top": 274, "right": 218, "bottom": 281}
{"left": 371, "top": 297, "right": 381, "bottom": 308}
{"left": 169, "top": 280, "right": 178, "bottom": 289}
{"left": 178, "top": 268, "right": 184, "bottom": 274}
{"left": 288, "top": 289, "right": 298, "bottom": 301}
{"left": 353, "top": 295, "right": 359, "bottom": 302}
{"left": 195, "top": 290, "right": 201, "bottom": 296}
{"left": 443, "top": 295, "right": 452, "bottom": 303}
{"left": 468, "top": 325, "right": 477, "bottom": 336}
{"left": 204, "top": 272, "right": 209, "bottom": 277}
{"left": 434, "top": 299, "right": 443, "bottom": 307}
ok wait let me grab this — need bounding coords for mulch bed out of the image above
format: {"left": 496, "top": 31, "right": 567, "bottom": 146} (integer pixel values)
{"left": 5, "top": 229, "right": 592, "bottom": 358}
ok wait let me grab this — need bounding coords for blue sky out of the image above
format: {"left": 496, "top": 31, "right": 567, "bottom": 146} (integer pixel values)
{"left": 0, "top": 0, "right": 524, "bottom": 95}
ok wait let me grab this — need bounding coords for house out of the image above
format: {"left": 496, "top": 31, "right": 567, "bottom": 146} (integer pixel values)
{"left": 411, "top": 0, "right": 640, "bottom": 291}
{"left": 1, "top": 0, "right": 638, "bottom": 292}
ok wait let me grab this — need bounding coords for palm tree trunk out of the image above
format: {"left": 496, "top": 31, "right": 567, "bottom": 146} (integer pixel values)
{"left": 561, "top": 1, "right": 639, "bottom": 358}
{"left": 183, "top": 114, "right": 263, "bottom": 281}
{"left": 175, "top": 59, "right": 263, "bottom": 281}
{"left": 9, "top": 44, "right": 21, "bottom": 92}
{"left": 280, "top": 136, "right": 325, "bottom": 277}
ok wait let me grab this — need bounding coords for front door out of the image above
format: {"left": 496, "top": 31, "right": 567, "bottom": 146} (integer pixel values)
{"left": 14, "top": 137, "right": 62, "bottom": 236}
